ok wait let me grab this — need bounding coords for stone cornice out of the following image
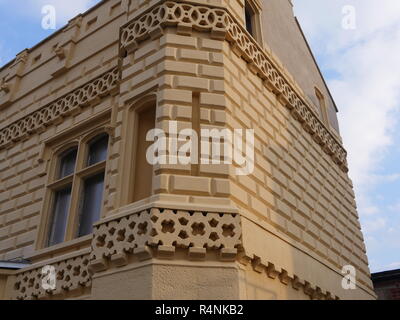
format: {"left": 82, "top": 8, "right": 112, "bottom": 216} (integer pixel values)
{"left": 89, "top": 207, "right": 242, "bottom": 272}
{"left": 0, "top": 67, "right": 119, "bottom": 150}
{"left": 119, "top": 1, "right": 349, "bottom": 172}
{"left": 12, "top": 252, "right": 92, "bottom": 300}
{"left": 239, "top": 254, "right": 338, "bottom": 300}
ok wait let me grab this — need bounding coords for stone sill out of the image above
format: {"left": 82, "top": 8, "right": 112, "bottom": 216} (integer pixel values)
{"left": 25, "top": 235, "right": 92, "bottom": 266}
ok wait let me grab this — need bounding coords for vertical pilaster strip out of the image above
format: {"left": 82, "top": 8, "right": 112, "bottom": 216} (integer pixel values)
{"left": 191, "top": 92, "right": 201, "bottom": 176}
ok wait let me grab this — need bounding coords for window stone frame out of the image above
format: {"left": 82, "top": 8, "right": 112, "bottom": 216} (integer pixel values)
{"left": 36, "top": 118, "right": 111, "bottom": 250}
{"left": 244, "top": 0, "right": 263, "bottom": 45}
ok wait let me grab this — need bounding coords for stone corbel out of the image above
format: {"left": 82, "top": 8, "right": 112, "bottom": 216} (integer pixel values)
{"left": 0, "top": 80, "right": 11, "bottom": 93}
{"left": 52, "top": 16, "right": 83, "bottom": 77}
{"left": 36, "top": 144, "right": 52, "bottom": 177}
{"left": 0, "top": 50, "right": 28, "bottom": 109}
{"left": 266, "top": 262, "right": 281, "bottom": 279}
{"left": 54, "top": 46, "right": 67, "bottom": 60}
{"left": 104, "top": 124, "right": 117, "bottom": 144}
{"left": 0, "top": 78, "right": 13, "bottom": 108}
{"left": 0, "top": 83, "right": 12, "bottom": 109}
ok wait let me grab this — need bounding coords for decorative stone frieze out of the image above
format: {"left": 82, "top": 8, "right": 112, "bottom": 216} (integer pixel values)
{"left": 12, "top": 253, "right": 91, "bottom": 300}
{"left": 120, "top": 2, "right": 228, "bottom": 53}
{"left": 89, "top": 208, "right": 242, "bottom": 271}
{"left": 0, "top": 68, "right": 119, "bottom": 149}
{"left": 119, "top": 1, "right": 348, "bottom": 172}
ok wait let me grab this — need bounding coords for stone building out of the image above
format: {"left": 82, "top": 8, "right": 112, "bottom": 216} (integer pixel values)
{"left": 372, "top": 269, "right": 400, "bottom": 300}
{"left": 0, "top": 0, "right": 375, "bottom": 299}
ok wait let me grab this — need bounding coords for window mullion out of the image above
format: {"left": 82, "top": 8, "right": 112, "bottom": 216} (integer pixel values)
{"left": 64, "top": 175, "right": 82, "bottom": 242}
{"left": 76, "top": 161, "right": 106, "bottom": 179}
{"left": 64, "top": 141, "right": 85, "bottom": 242}
{"left": 47, "top": 175, "right": 74, "bottom": 190}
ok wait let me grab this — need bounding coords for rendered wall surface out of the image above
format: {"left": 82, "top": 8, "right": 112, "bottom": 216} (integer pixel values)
{"left": 260, "top": 0, "right": 340, "bottom": 132}
{"left": 0, "top": 0, "right": 375, "bottom": 300}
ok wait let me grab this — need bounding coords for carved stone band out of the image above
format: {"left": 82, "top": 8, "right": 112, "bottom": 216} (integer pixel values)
{"left": 89, "top": 208, "right": 242, "bottom": 271}
{"left": 120, "top": 1, "right": 348, "bottom": 172}
{"left": 12, "top": 253, "right": 91, "bottom": 300}
{"left": 120, "top": 2, "right": 228, "bottom": 52}
{"left": 0, "top": 68, "right": 119, "bottom": 149}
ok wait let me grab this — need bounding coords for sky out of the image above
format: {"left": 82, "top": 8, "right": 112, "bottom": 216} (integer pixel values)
{"left": 0, "top": 1, "right": 399, "bottom": 273}
{"left": 293, "top": 0, "right": 400, "bottom": 272}
{"left": 0, "top": 0, "right": 100, "bottom": 65}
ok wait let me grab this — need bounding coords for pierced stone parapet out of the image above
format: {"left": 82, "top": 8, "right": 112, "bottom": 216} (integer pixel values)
{"left": 89, "top": 208, "right": 242, "bottom": 271}
{"left": 0, "top": 67, "right": 119, "bottom": 149}
{"left": 12, "top": 253, "right": 91, "bottom": 300}
{"left": 119, "top": 1, "right": 348, "bottom": 172}
{"left": 120, "top": 2, "right": 228, "bottom": 53}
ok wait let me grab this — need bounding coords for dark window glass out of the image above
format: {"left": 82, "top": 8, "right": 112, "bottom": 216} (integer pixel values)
{"left": 48, "top": 187, "right": 71, "bottom": 246}
{"left": 87, "top": 135, "right": 109, "bottom": 166}
{"left": 59, "top": 148, "right": 77, "bottom": 178}
{"left": 78, "top": 173, "right": 105, "bottom": 237}
{"left": 245, "top": 4, "right": 254, "bottom": 36}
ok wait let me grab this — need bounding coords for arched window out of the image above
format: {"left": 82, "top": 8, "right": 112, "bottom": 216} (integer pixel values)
{"left": 245, "top": 2, "right": 255, "bottom": 36}
{"left": 46, "top": 133, "right": 109, "bottom": 247}
{"left": 87, "top": 134, "right": 109, "bottom": 166}
{"left": 118, "top": 96, "right": 157, "bottom": 206}
{"left": 59, "top": 148, "right": 78, "bottom": 178}
{"left": 244, "top": 0, "right": 262, "bottom": 44}
{"left": 48, "top": 147, "right": 77, "bottom": 246}
{"left": 132, "top": 103, "right": 156, "bottom": 203}
{"left": 78, "top": 134, "right": 109, "bottom": 237}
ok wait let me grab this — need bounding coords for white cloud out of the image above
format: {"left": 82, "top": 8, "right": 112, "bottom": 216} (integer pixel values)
{"left": 332, "top": 27, "right": 400, "bottom": 189}
{"left": 384, "top": 262, "right": 400, "bottom": 270}
{"left": 294, "top": 1, "right": 400, "bottom": 272}
{"left": 375, "top": 261, "right": 400, "bottom": 272}
{"left": 388, "top": 202, "right": 400, "bottom": 212}
{"left": 362, "top": 218, "right": 387, "bottom": 233}
{"left": 293, "top": 0, "right": 400, "bottom": 210}
{"left": 361, "top": 206, "right": 380, "bottom": 216}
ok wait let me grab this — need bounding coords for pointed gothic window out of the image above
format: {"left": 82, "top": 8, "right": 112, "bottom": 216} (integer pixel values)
{"left": 244, "top": 1, "right": 262, "bottom": 44}
{"left": 45, "top": 132, "right": 109, "bottom": 247}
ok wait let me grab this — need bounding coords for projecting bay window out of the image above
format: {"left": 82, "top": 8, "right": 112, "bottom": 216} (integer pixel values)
{"left": 45, "top": 133, "right": 109, "bottom": 248}
{"left": 120, "top": 97, "right": 156, "bottom": 206}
